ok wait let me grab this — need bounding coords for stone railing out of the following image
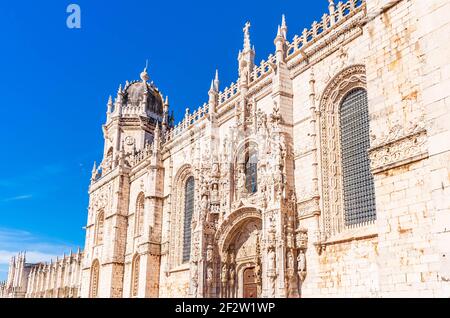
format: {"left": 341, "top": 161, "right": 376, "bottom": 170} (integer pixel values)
{"left": 286, "top": 0, "right": 365, "bottom": 59}
{"left": 128, "top": 142, "right": 154, "bottom": 168}
{"left": 121, "top": 104, "right": 145, "bottom": 117}
{"left": 218, "top": 81, "right": 239, "bottom": 104}
{"left": 165, "top": 102, "right": 209, "bottom": 141}
{"left": 249, "top": 53, "right": 277, "bottom": 84}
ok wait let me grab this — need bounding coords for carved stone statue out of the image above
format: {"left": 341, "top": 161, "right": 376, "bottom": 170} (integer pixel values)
{"left": 221, "top": 263, "right": 228, "bottom": 298}
{"left": 229, "top": 266, "right": 236, "bottom": 297}
{"left": 297, "top": 250, "right": 306, "bottom": 282}
{"left": 191, "top": 262, "right": 198, "bottom": 297}
{"left": 287, "top": 249, "right": 294, "bottom": 270}
{"left": 211, "top": 183, "right": 219, "bottom": 203}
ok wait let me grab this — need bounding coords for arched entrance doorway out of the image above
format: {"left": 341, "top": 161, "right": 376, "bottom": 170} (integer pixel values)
{"left": 216, "top": 207, "right": 262, "bottom": 298}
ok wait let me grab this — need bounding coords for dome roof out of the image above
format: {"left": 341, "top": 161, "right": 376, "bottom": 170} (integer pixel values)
{"left": 122, "top": 80, "right": 164, "bottom": 117}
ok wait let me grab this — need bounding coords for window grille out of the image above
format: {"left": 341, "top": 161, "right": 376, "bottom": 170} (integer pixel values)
{"left": 339, "top": 88, "right": 376, "bottom": 226}
{"left": 245, "top": 152, "right": 258, "bottom": 193}
{"left": 182, "top": 176, "right": 195, "bottom": 263}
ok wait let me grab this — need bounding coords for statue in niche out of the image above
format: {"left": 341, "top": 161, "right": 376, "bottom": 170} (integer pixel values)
{"left": 221, "top": 264, "right": 228, "bottom": 298}
{"left": 268, "top": 248, "right": 276, "bottom": 271}
{"left": 236, "top": 166, "right": 246, "bottom": 200}
{"left": 212, "top": 163, "right": 219, "bottom": 177}
{"left": 211, "top": 183, "right": 219, "bottom": 203}
{"left": 207, "top": 266, "right": 214, "bottom": 289}
{"left": 229, "top": 266, "right": 236, "bottom": 297}
{"left": 287, "top": 249, "right": 294, "bottom": 270}
{"left": 191, "top": 262, "right": 198, "bottom": 297}
{"left": 297, "top": 250, "right": 306, "bottom": 282}
{"left": 201, "top": 195, "right": 209, "bottom": 212}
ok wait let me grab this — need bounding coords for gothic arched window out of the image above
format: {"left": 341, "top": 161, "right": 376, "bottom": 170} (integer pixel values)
{"left": 245, "top": 151, "right": 258, "bottom": 193}
{"left": 135, "top": 193, "right": 145, "bottom": 236}
{"left": 95, "top": 211, "right": 104, "bottom": 245}
{"left": 89, "top": 260, "right": 100, "bottom": 298}
{"left": 182, "top": 176, "right": 195, "bottom": 263}
{"left": 339, "top": 88, "right": 376, "bottom": 226}
{"left": 131, "top": 254, "right": 140, "bottom": 297}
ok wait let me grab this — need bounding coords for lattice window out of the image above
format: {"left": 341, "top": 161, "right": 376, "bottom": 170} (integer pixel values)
{"left": 95, "top": 211, "right": 104, "bottom": 245}
{"left": 131, "top": 255, "right": 140, "bottom": 297}
{"left": 339, "top": 88, "right": 376, "bottom": 226}
{"left": 182, "top": 176, "right": 195, "bottom": 263}
{"left": 245, "top": 151, "right": 258, "bottom": 193}
{"left": 135, "top": 193, "right": 145, "bottom": 236}
{"left": 89, "top": 260, "right": 99, "bottom": 298}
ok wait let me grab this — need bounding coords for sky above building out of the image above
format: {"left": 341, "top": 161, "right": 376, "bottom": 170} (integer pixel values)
{"left": 0, "top": 0, "right": 329, "bottom": 280}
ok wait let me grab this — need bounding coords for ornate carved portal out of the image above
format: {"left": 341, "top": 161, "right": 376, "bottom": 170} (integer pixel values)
{"left": 216, "top": 211, "right": 262, "bottom": 298}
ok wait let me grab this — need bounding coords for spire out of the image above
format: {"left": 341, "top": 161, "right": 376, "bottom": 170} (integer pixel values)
{"left": 164, "top": 95, "right": 169, "bottom": 106}
{"left": 243, "top": 21, "right": 252, "bottom": 52}
{"left": 107, "top": 95, "right": 113, "bottom": 115}
{"left": 209, "top": 80, "right": 214, "bottom": 92}
{"left": 214, "top": 69, "right": 220, "bottom": 92}
{"left": 118, "top": 84, "right": 122, "bottom": 94}
{"left": 91, "top": 161, "right": 97, "bottom": 178}
{"left": 281, "top": 14, "right": 287, "bottom": 39}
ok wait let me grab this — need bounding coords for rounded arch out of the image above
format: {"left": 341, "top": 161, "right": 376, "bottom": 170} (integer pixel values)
{"left": 89, "top": 259, "right": 100, "bottom": 298}
{"left": 318, "top": 64, "right": 370, "bottom": 238}
{"left": 215, "top": 207, "right": 262, "bottom": 259}
{"left": 233, "top": 138, "right": 259, "bottom": 166}
{"left": 319, "top": 64, "right": 367, "bottom": 113}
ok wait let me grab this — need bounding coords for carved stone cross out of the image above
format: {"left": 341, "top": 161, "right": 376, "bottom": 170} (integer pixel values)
{"left": 243, "top": 21, "right": 251, "bottom": 34}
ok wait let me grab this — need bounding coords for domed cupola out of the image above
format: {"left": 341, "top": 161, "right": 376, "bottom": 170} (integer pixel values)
{"left": 119, "top": 65, "right": 164, "bottom": 120}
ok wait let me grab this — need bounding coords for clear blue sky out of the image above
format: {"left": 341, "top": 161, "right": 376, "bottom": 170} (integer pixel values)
{"left": 0, "top": 0, "right": 329, "bottom": 279}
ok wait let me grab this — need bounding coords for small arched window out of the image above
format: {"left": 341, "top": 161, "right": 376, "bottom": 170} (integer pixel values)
{"left": 182, "top": 176, "right": 195, "bottom": 263}
{"left": 89, "top": 260, "right": 100, "bottom": 298}
{"left": 131, "top": 254, "right": 140, "bottom": 297}
{"left": 245, "top": 151, "right": 258, "bottom": 193}
{"left": 339, "top": 88, "right": 376, "bottom": 226}
{"left": 95, "top": 211, "right": 104, "bottom": 245}
{"left": 135, "top": 193, "right": 145, "bottom": 236}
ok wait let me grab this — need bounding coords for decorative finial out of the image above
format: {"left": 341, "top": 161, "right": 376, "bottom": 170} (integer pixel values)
{"left": 164, "top": 95, "right": 169, "bottom": 106}
{"left": 214, "top": 69, "right": 220, "bottom": 92}
{"left": 118, "top": 84, "right": 122, "bottom": 94}
{"left": 280, "top": 15, "right": 287, "bottom": 39}
{"left": 243, "top": 21, "right": 251, "bottom": 51}
{"left": 140, "top": 60, "right": 150, "bottom": 82}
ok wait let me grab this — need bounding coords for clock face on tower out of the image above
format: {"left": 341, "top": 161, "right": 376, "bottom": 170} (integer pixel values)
{"left": 125, "top": 136, "right": 135, "bottom": 146}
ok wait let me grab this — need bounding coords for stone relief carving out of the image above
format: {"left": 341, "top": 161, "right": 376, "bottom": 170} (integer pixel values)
{"left": 369, "top": 130, "right": 428, "bottom": 173}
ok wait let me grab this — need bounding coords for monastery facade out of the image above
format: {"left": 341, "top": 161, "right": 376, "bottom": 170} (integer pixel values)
{"left": 2, "top": 0, "right": 450, "bottom": 298}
